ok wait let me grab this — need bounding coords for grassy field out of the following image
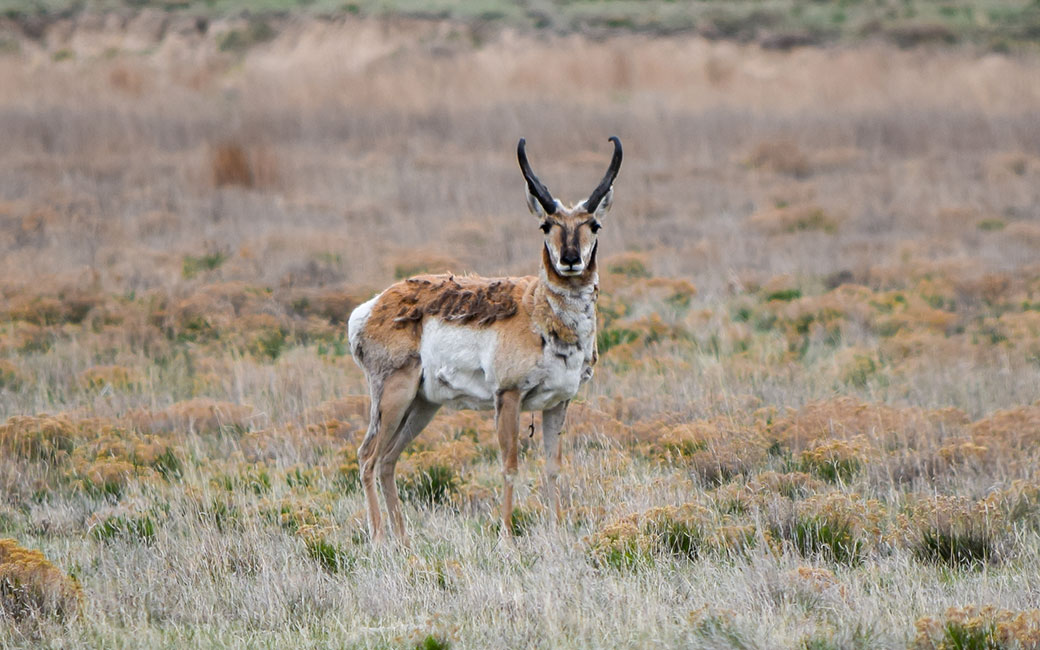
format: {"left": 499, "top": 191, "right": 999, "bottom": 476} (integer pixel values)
{"left": 3, "top": 0, "right": 1040, "bottom": 52}
{"left": 2, "top": 10, "right": 1040, "bottom": 649}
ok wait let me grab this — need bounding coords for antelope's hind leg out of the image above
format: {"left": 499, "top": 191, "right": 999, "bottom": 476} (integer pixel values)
{"left": 378, "top": 397, "right": 440, "bottom": 544}
{"left": 358, "top": 358, "right": 422, "bottom": 542}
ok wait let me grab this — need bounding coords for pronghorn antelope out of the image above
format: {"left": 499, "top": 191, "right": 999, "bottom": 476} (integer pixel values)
{"left": 348, "top": 137, "right": 622, "bottom": 542}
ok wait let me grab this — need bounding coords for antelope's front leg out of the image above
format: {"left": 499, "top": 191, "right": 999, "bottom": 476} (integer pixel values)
{"left": 495, "top": 389, "right": 522, "bottom": 538}
{"left": 542, "top": 400, "right": 568, "bottom": 522}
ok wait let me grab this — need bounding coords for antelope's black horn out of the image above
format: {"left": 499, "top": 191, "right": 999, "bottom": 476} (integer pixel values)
{"left": 584, "top": 136, "right": 622, "bottom": 213}
{"left": 517, "top": 138, "right": 557, "bottom": 215}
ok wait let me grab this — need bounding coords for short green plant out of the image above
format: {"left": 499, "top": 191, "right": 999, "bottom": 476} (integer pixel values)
{"left": 766, "top": 288, "right": 802, "bottom": 302}
{"left": 977, "top": 218, "right": 1006, "bottom": 231}
{"left": 399, "top": 464, "right": 459, "bottom": 507}
{"left": 304, "top": 536, "right": 354, "bottom": 573}
{"left": 915, "top": 527, "right": 995, "bottom": 569}
{"left": 182, "top": 251, "right": 228, "bottom": 279}
{"left": 416, "top": 634, "right": 451, "bottom": 650}
{"left": 939, "top": 620, "right": 999, "bottom": 649}
{"left": 251, "top": 327, "right": 288, "bottom": 360}
{"left": 792, "top": 515, "right": 862, "bottom": 565}
{"left": 597, "top": 327, "right": 639, "bottom": 355}
{"left": 90, "top": 514, "right": 157, "bottom": 544}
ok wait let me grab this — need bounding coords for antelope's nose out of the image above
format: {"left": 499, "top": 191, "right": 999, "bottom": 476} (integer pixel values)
{"left": 561, "top": 250, "right": 581, "bottom": 266}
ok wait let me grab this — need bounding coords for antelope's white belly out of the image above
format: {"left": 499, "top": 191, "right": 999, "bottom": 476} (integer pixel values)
{"left": 418, "top": 319, "right": 499, "bottom": 410}
{"left": 417, "top": 319, "right": 586, "bottom": 412}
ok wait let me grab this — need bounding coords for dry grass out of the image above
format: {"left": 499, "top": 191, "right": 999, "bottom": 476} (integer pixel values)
{"left": 0, "top": 13, "right": 1039, "bottom": 649}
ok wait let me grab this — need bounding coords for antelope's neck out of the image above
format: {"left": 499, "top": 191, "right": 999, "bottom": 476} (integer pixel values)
{"left": 534, "top": 245, "right": 598, "bottom": 348}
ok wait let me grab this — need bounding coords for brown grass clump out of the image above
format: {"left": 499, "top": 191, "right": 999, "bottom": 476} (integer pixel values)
{"left": 0, "top": 414, "right": 185, "bottom": 498}
{"left": 133, "top": 398, "right": 257, "bottom": 434}
{"left": 587, "top": 503, "right": 743, "bottom": 569}
{"left": 914, "top": 606, "right": 1040, "bottom": 650}
{"left": 745, "top": 140, "right": 811, "bottom": 178}
{"left": 646, "top": 419, "right": 765, "bottom": 485}
{"left": 69, "top": 457, "right": 140, "bottom": 497}
{"left": 261, "top": 495, "right": 335, "bottom": 533}
{"left": 0, "top": 359, "right": 24, "bottom": 390}
{"left": 7, "top": 289, "right": 102, "bottom": 326}
{"left": 970, "top": 406, "right": 1040, "bottom": 454}
{"left": 307, "top": 396, "right": 371, "bottom": 438}
{"left": 748, "top": 203, "right": 839, "bottom": 235}
{"left": 785, "top": 565, "right": 848, "bottom": 604}
{"left": 54, "top": 424, "right": 181, "bottom": 495}
{"left": 0, "top": 538, "right": 81, "bottom": 621}
{"left": 799, "top": 436, "right": 872, "bottom": 484}
{"left": 0, "top": 415, "right": 78, "bottom": 462}
{"left": 901, "top": 496, "right": 1007, "bottom": 569}
{"left": 641, "top": 503, "right": 717, "bottom": 559}
{"left": 585, "top": 515, "right": 653, "bottom": 570}
{"left": 211, "top": 142, "right": 254, "bottom": 188}
{"left": 775, "top": 491, "right": 883, "bottom": 565}
{"left": 752, "top": 471, "right": 822, "bottom": 500}
{"left": 603, "top": 252, "right": 652, "bottom": 279}
{"left": 767, "top": 397, "right": 965, "bottom": 456}
{"left": 78, "top": 365, "right": 142, "bottom": 391}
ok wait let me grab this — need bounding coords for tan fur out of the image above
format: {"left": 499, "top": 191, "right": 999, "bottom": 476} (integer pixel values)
{"left": 357, "top": 270, "right": 594, "bottom": 386}
{"left": 391, "top": 274, "right": 520, "bottom": 328}
{"left": 359, "top": 274, "right": 535, "bottom": 370}
{"left": 356, "top": 357, "right": 422, "bottom": 542}
{"left": 495, "top": 389, "right": 522, "bottom": 535}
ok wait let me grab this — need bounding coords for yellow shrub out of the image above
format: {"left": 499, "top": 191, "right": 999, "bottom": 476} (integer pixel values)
{"left": 70, "top": 457, "right": 140, "bottom": 496}
{"left": 800, "top": 436, "right": 872, "bottom": 483}
{"left": 0, "top": 538, "right": 81, "bottom": 620}
{"left": 585, "top": 516, "right": 652, "bottom": 570}
{"left": 914, "top": 606, "right": 1040, "bottom": 650}
{"left": 0, "top": 415, "right": 78, "bottom": 461}
{"left": 588, "top": 504, "right": 724, "bottom": 569}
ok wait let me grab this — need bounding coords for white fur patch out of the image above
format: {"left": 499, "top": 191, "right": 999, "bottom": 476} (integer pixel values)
{"left": 347, "top": 293, "right": 380, "bottom": 359}
{"left": 418, "top": 319, "right": 499, "bottom": 410}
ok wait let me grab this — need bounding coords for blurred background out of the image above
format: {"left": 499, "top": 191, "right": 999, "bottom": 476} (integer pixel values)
{"left": 2, "top": 0, "right": 1039, "bottom": 417}
{"left": 2, "top": 0, "right": 1039, "bottom": 292}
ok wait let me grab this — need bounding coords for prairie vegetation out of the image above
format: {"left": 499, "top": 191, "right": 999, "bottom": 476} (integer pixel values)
{"left": 1, "top": 8, "right": 1040, "bottom": 649}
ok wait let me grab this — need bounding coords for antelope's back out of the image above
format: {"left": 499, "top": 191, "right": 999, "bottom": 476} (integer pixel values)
{"left": 347, "top": 274, "right": 536, "bottom": 373}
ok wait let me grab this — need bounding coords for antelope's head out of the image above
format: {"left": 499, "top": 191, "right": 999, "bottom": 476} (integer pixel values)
{"left": 518, "top": 137, "right": 622, "bottom": 278}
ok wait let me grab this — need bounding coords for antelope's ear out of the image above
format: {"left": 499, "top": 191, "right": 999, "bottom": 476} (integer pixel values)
{"left": 518, "top": 138, "right": 558, "bottom": 218}
{"left": 583, "top": 136, "right": 622, "bottom": 219}
{"left": 525, "top": 188, "right": 549, "bottom": 218}
{"left": 588, "top": 187, "right": 613, "bottom": 218}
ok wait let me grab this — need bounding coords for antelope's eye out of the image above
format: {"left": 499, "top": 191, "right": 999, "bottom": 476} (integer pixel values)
{"left": 590, "top": 221, "right": 602, "bottom": 234}
{"left": 540, "top": 222, "right": 553, "bottom": 234}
